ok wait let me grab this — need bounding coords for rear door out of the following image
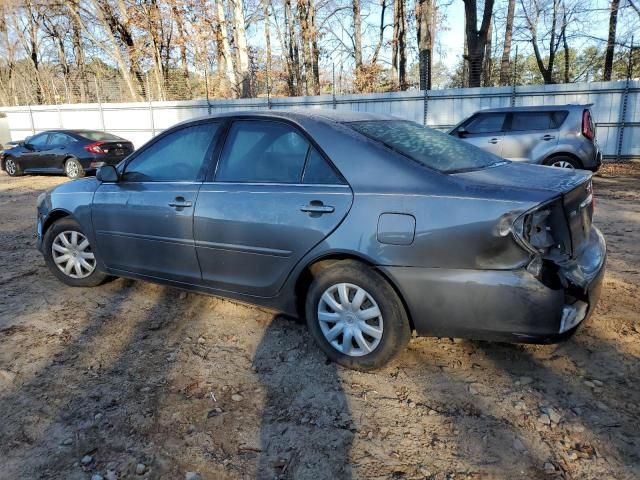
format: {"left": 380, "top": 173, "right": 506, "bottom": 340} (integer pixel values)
{"left": 500, "top": 110, "right": 564, "bottom": 163}
{"left": 43, "top": 132, "right": 73, "bottom": 170}
{"left": 194, "top": 119, "right": 353, "bottom": 297}
{"left": 456, "top": 112, "right": 507, "bottom": 157}
{"left": 92, "top": 121, "right": 222, "bottom": 283}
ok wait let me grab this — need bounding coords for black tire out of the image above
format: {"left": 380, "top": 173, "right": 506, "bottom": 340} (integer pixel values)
{"left": 544, "top": 155, "right": 581, "bottom": 169}
{"left": 64, "top": 157, "right": 85, "bottom": 179}
{"left": 305, "top": 260, "right": 411, "bottom": 371}
{"left": 4, "top": 157, "right": 23, "bottom": 177}
{"left": 43, "top": 217, "right": 108, "bottom": 287}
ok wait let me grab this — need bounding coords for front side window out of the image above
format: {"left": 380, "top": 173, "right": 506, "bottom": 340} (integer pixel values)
{"left": 464, "top": 113, "right": 507, "bottom": 134}
{"left": 349, "top": 120, "right": 505, "bottom": 174}
{"left": 124, "top": 123, "right": 219, "bottom": 182}
{"left": 216, "top": 121, "right": 310, "bottom": 183}
{"left": 28, "top": 133, "right": 49, "bottom": 146}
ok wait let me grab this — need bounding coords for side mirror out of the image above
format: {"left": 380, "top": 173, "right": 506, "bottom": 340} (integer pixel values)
{"left": 457, "top": 127, "right": 469, "bottom": 138}
{"left": 96, "top": 165, "right": 119, "bottom": 183}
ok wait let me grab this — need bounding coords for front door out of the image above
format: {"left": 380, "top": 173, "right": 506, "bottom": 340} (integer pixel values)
{"left": 458, "top": 112, "right": 507, "bottom": 157}
{"left": 21, "top": 132, "right": 50, "bottom": 170}
{"left": 194, "top": 119, "right": 353, "bottom": 297}
{"left": 92, "top": 121, "right": 222, "bottom": 284}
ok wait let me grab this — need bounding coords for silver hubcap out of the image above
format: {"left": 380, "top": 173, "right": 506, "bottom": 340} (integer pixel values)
{"left": 52, "top": 230, "right": 96, "bottom": 279}
{"left": 5, "top": 159, "right": 16, "bottom": 175}
{"left": 66, "top": 161, "right": 79, "bottom": 177}
{"left": 317, "top": 283, "right": 383, "bottom": 357}
{"left": 551, "top": 160, "right": 574, "bottom": 169}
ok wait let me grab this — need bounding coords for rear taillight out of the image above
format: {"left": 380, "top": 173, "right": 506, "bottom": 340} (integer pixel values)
{"left": 582, "top": 109, "right": 594, "bottom": 140}
{"left": 84, "top": 141, "right": 106, "bottom": 154}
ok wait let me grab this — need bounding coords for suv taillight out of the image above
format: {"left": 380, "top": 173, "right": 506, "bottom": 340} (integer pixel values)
{"left": 582, "top": 109, "right": 595, "bottom": 141}
{"left": 84, "top": 141, "right": 106, "bottom": 154}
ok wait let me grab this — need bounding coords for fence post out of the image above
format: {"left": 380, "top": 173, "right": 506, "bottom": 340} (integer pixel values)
{"left": 420, "top": 52, "right": 429, "bottom": 126}
{"left": 616, "top": 37, "right": 634, "bottom": 163}
{"left": 27, "top": 104, "right": 35, "bottom": 135}
{"left": 511, "top": 46, "right": 518, "bottom": 107}
{"left": 332, "top": 63, "right": 337, "bottom": 110}
{"left": 147, "top": 74, "right": 156, "bottom": 137}
{"left": 94, "top": 77, "right": 106, "bottom": 132}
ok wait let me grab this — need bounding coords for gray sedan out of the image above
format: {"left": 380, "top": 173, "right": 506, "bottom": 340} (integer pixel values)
{"left": 36, "top": 110, "right": 606, "bottom": 370}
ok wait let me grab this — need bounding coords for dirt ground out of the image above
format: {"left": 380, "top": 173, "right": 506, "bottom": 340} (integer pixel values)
{"left": 0, "top": 164, "right": 638, "bottom": 480}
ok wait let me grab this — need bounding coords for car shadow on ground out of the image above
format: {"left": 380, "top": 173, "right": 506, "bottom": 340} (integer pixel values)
{"left": 253, "top": 314, "right": 353, "bottom": 479}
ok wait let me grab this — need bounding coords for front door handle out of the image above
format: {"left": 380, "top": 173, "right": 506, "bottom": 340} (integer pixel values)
{"left": 542, "top": 135, "right": 556, "bottom": 141}
{"left": 168, "top": 197, "right": 192, "bottom": 209}
{"left": 301, "top": 201, "right": 335, "bottom": 214}
{"left": 488, "top": 138, "right": 500, "bottom": 144}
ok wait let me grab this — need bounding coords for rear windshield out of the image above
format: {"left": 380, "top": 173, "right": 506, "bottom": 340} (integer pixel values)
{"left": 75, "top": 131, "right": 123, "bottom": 141}
{"left": 348, "top": 120, "right": 506, "bottom": 173}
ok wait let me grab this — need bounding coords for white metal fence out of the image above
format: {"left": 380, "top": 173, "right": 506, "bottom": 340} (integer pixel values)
{"left": 2, "top": 80, "right": 639, "bottom": 161}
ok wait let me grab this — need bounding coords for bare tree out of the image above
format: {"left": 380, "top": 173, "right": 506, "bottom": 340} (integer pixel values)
{"left": 231, "top": 0, "right": 251, "bottom": 97}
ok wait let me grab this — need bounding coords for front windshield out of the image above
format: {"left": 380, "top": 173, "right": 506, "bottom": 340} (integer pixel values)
{"left": 348, "top": 120, "right": 507, "bottom": 173}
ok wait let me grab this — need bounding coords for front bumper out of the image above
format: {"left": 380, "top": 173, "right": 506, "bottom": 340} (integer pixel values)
{"left": 380, "top": 227, "right": 606, "bottom": 342}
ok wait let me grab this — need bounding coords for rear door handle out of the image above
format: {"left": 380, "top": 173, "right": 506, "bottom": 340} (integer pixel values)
{"left": 542, "top": 135, "right": 556, "bottom": 141}
{"left": 488, "top": 138, "right": 500, "bottom": 144}
{"left": 168, "top": 197, "right": 192, "bottom": 209}
{"left": 301, "top": 201, "right": 334, "bottom": 214}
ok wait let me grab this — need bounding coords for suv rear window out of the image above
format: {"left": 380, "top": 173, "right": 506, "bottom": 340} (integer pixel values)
{"left": 348, "top": 120, "right": 506, "bottom": 174}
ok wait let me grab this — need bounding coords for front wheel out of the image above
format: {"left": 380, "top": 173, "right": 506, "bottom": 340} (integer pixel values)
{"left": 305, "top": 260, "right": 411, "bottom": 371}
{"left": 64, "top": 158, "right": 85, "bottom": 179}
{"left": 43, "top": 218, "right": 108, "bottom": 287}
{"left": 4, "top": 157, "right": 23, "bottom": 177}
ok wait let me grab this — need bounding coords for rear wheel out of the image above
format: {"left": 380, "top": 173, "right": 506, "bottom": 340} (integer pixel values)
{"left": 64, "top": 157, "right": 85, "bottom": 179}
{"left": 305, "top": 260, "right": 411, "bottom": 371}
{"left": 43, "top": 218, "right": 108, "bottom": 287}
{"left": 545, "top": 156, "right": 581, "bottom": 169}
{"left": 4, "top": 157, "right": 23, "bottom": 177}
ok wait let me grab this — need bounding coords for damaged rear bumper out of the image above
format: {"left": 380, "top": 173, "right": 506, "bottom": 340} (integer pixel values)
{"left": 380, "top": 227, "right": 606, "bottom": 343}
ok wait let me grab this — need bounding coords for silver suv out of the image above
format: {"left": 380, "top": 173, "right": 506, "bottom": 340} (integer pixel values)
{"left": 450, "top": 104, "right": 602, "bottom": 171}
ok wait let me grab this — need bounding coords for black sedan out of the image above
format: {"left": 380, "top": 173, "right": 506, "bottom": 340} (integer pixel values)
{"left": 1, "top": 130, "right": 134, "bottom": 179}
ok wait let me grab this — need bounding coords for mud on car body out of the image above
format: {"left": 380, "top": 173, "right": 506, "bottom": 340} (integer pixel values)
{"left": 35, "top": 110, "right": 606, "bottom": 370}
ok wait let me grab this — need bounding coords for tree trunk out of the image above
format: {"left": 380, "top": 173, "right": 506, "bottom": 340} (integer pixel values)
{"left": 391, "top": 0, "right": 399, "bottom": 84}
{"left": 172, "top": 2, "right": 190, "bottom": 80}
{"left": 231, "top": 0, "right": 251, "bottom": 97}
{"left": 284, "top": 0, "right": 301, "bottom": 95}
{"left": 352, "top": 0, "right": 362, "bottom": 69}
{"left": 214, "top": 0, "right": 237, "bottom": 94}
{"left": 603, "top": 0, "right": 620, "bottom": 81}
{"left": 263, "top": 0, "right": 272, "bottom": 94}
{"left": 398, "top": 0, "right": 407, "bottom": 89}
{"left": 298, "top": 0, "right": 311, "bottom": 95}
{"left": 483, "top": 16, "right": 493, "bottom": 86}
{"left": 308, "top": 0, "right": 320, "bottom": 94}
{"left": 416, "top": 0, "right": 435, "bottom": 90}
{"left": 498, "top": 0, "right": 515, "bottom": 85}
{"left": 463, "top": 0, "right": 495, "bottom": 88}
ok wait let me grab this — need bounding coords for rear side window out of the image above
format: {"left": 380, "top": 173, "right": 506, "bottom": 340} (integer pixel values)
{"left": 124, "top": 123, "right": 219, "bottom": 182}
{"left": 76, "top": 131, "right": 123, "bottom": 141}
{"left": 216, "top": 121, "right": 310, "bottom": 183}
{"left": 47, "top": 133, "right": 71, "bottom": 145}
{"left": 303, "top": 148, "right": 343, "bottom": 184}
{"left": 510, "top": 111, "right": 567, "bottom": 131}
{"left": 464, "top": 113, "right": 506, "bottom": 134}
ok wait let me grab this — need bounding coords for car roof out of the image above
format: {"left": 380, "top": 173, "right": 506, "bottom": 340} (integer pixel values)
{"left": 172, "top": 108, "right": 400, "bottom": 129}
{"left": 478, "top": 104, "right": 592, "bottom": 113}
